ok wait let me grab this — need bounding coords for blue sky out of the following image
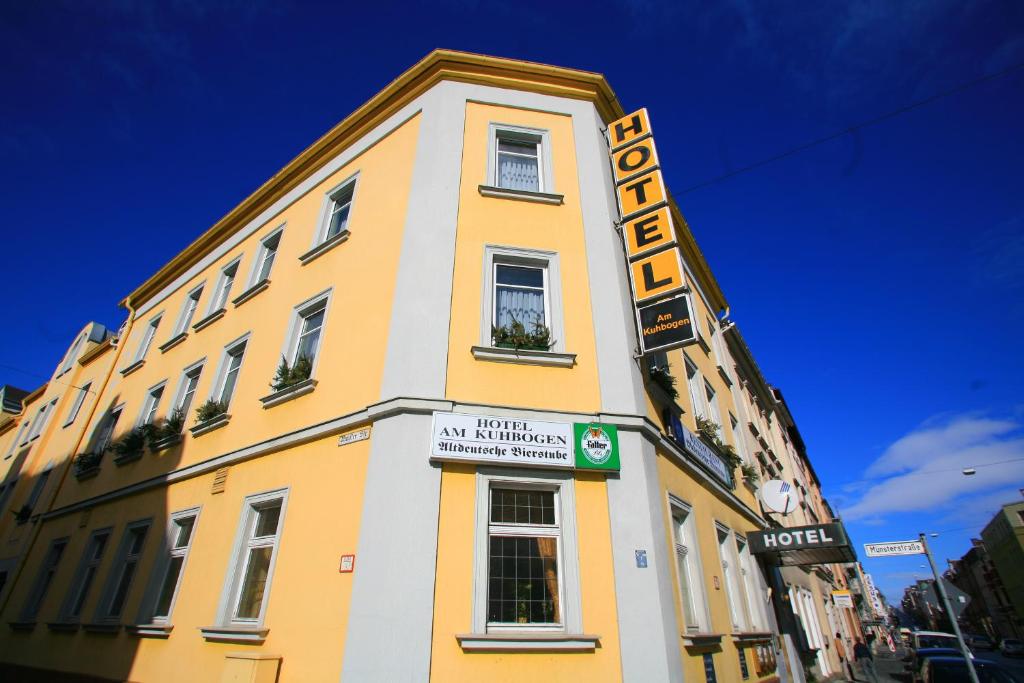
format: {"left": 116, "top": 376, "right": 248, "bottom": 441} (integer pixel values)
{"left": 2, "top": 1, "right": 1022, "bottom": 602}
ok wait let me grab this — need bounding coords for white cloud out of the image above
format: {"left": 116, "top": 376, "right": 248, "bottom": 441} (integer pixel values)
{"left": 839, "top": 414, "right": 1024, "bottom": 521}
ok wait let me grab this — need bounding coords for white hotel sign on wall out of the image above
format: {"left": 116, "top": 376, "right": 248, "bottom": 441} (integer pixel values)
{"left": 607, "top": 108, "right": 697, "bottom": 355}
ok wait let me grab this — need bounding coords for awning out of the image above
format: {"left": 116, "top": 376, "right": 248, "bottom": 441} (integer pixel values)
{"left": 748, "top": 521, "right": 857, "bottom": 566}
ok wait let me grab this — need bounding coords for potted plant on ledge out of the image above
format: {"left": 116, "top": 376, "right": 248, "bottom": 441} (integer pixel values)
{"left": 149, "top": 408, "right": 185, "bottom": 451}
{"left": 112, "top": 425, "right": 154, "bottom": 465}
{"left": 491, "top": 316, "right": 553, "bottom": 352}
{"left": 73, "top": 451, "right": 104, "bottom": 480}
{"left": 270, "top": 355, "right": 313, "bottom": 393}
{"left": 191, "top": 399, "right": 230, "bottom": 436}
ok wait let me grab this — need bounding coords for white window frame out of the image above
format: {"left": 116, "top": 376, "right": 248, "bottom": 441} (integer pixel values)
{"left": 472, "top": 468, "right": 582, "bottom": 635}
{"left": 173, "top": 283, "right": 205, "bottom": 335}
{"left": 280, "top": 291, "right": 331, "bottom": 377}
{"left": 25, "top": 398, "right": 58, "bottom": 443}
{"left": 247, "top": 225, "right": 284, "bottom": 286}
{"left": 312, "top": 176, "right": 358, "bottom": 247}
{"left": 140, "top": 507, "right": 201, "bottom": 625}
{"left": 214, "top": 489, "right": 289, "bottom": 628}
{"left": 57, "top": 333, "right": 87, "bottom": 377}
{"left": 480, "top": 246, "right": 565, "bottom": 352}
{"left": 61, "top": 527, "right": 113, "bottom": 622}
{"left": 170, "top": 359, "right": 205, "bottom": 420}
{"left": 92, "top": 404, "right": 124, "bottom": 453}
{"left": 63, "top": 382, "right": 92, "bottom": 428}
{"left": 6, "top": 422, "right": 30, "bottom": 458}
{"left": 21, "top": 462, "right": 53, "bottom": 518}
{"left": 21, "top": 536, "right": 70, "bottom": 621}
{"left": 137, "top": 381, "right": 167, "bottom": 427}
{"left": 134, "top": 314, "right": 163, "bottom": 362}
{"left": 96, "top": 519, "right": 151, "bottom": 622}
{"left": 210, "top": 334, "right": 250, "bottom": 408}
{"left": 686, "top": 358, "right": 708, "bottom": 420}
{"left": 668, "top": 495, "right": 711, "bottom": 633}
{"left": 486, "top": 123, "right": 554, "bottom": 194}
{"left": 715, "top": 523, "right": 749, "bottom": 631}
{"left": 705, "top": 380, "right": 722, "bottom": 429}
{"left": 209, "top": 258, "right": 241, "bottom": 314}
{"left": 735, "top": 534, "right": 769, "bottom": 631}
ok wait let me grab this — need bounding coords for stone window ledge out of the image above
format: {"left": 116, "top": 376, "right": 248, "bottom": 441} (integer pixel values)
{"left": 83, "top": 623, "right": 121, "bottom": 634}
{"left": 260, "top": 378, "right": 317, "bottom": 409}
{"left": 120, "top": 359, "right": 145, "bottom": 377}
{"left": 200, "top": 626, "right": 269, "bottom": 643}
{"left": 127, "top": 623, "right": 173, "bottom": 638}
{"left": 732, "top": 631, "right": 773, "bottom": 643}
{"left": 471, "top": 346, "right": 576, "bottom": 368}
{"left": 47, "top": 622, "right": 80, "bottom": 633}
{"left": 189, "top": 413, "right": 230, "bottom": 437}
{"left": 683, "top": 632, "right": 724, "bottom": 647}
{"left": 149, "top": 433, "right": 183, "bottom": 453}
{"left": 299, "top": 230, "right": 349, "bottom": 265}
{"left": 716, "top": 364, "right": 733, "bottom": 386}
{"left": 456, "top": 632, "right": 599, "bottom": 652}
{"left": 8, "top": 621, "right": 36, "bottom": 632}
{"left": 192, "top": 308, "right": 226, "bottom": 333}
{"left": 75, "top": 466, "right": 100, "bottom": 481}
{"left": 113, "top": 451, "right": 143, "bottom": 467}
{"left": 233, "top": 279, "right": 271, "bottom": 307}
{"left": 478, "top": 185, "right": 564, "bottom": 205}
{"left": 159, "top": 332, "right": 188, "bottom": 354}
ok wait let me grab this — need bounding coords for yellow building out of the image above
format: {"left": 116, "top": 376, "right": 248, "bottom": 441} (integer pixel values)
{"left": 0, "top": 51, "right": 857, "bottom": 682}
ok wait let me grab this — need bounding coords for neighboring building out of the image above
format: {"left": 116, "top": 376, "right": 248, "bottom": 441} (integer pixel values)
{"left": 980, "top": 501, "right": 1024, "bottom": 635}
{"left": 948, "top": 539, "right": 1020, "bottom": 641}
{"left": 0, "top": 51, "right": 858, "bottom": 682}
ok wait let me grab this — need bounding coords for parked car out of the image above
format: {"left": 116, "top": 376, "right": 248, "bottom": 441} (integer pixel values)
{"left": 968, "top": 634, "right": 996, "bottom": 651}
{"left": 921, "top": 656, "right": 1020, "bottom": 682}
{"left": 910, "top": 648, "right": 969, "bottom": 682}
{"left": 1001, "top": 639, "right": 1024, "bottom": 657}
{"left": 913, "top": 631, "right": 961, "bottom": 651}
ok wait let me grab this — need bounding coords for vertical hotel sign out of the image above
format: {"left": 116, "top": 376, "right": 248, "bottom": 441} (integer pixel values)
{"left": 608, "top": 109, "right": 696, "bottom": 355}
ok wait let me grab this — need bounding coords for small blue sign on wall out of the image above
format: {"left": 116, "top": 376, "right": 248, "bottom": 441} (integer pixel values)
{"left": 635, "top": 549, "right": 648, "bottom": 568}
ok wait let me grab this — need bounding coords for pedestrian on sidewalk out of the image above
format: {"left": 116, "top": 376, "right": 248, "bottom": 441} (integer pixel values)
{"left": 835, "top": 633, "right": 857, "bottom": 681}
{"left": 854, "top": 638, "right": 879, "bottom": 683}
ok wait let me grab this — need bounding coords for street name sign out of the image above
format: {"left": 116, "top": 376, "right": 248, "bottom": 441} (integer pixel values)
{"left": 863, "top": 540, "right": 924, "bottom": 557}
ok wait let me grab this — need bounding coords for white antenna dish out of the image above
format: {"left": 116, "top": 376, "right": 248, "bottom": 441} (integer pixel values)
{"left": 761, "top": 479, "right": 796, "bottom": 515}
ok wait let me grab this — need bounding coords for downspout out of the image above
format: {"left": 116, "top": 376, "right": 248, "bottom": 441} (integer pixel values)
{"left": 0, "top": 298, "right": 137, "bottom": 615}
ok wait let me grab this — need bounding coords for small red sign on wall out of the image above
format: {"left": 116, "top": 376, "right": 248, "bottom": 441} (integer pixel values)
{"left": 339, "top": 555, "right": 355, "bottom": 573}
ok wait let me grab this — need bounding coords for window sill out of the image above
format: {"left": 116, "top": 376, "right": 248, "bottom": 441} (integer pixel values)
{"left": 471, "top": 346, "right": 576, "bottom": 368}
{"left": 716, "top": 364, "right": 733, "bottom": 386}
{"left": 120, "top": 359, "right": 145, "bottom": 377}
{"left": 159, "top": 332, "right": 188, "bottom": 354}
{"left": 732, "top": 631, "right": 773, "bottom": 643}
{"left": 260, "top": 378, "right": 317, "bottom": 409}
{"left": 149, "top": 433, "right": 183, "bottom": 453}
{"left": 192, "top": 308, "right": 226, "bottom": 333}
{"left": 47, "top": 622, "right": 81, "bottom": 633}
{"left": 189, "top": 413, "right": 230, "bottom": 437}
{"left": 456, "top": 632, "right": 600, "bottom": 652}
{"left": 8, "top": 621, "right": 36, "bottom": 632}
{"left": 695, "top": 334, "right": 711, "bottom": 355}
{"left": 113, "top": 450, "right": 144, "bottom": 466}
{"left": 232, "top": 279, "right": 270, "bottom": 307}
{"left": 200, "top": 625, "right": 269, "bottom": 643}
{"left": 683, "top": 632, "right": 724, "bottom": 647}
{"left": 75, "top": 465, "right": 101, "bottom": 481}
{"left": 83, "top": 623, "right": 121, "bottom": 635}
{"left": 299, "top": 230, "right": 349, "bottom": 265}
{"left": 127, "top": 623, "right": 173, "bottom": 638}
{"left": 478, "top": 185, "right": 564, "bottom": 205}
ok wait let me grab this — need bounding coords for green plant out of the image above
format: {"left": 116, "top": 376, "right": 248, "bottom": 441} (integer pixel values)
{"left": 271, "top": 355, "right": 314, "bottom": 392}
{"left": 648, "top": 365, "right": 679, "bottom": 400}
{"left": 491, "top": 316, "right": 553, "bottom": 351}
{"left": 741, "top": 462, "right": 760, "bottom": 484}
{"left": 195, "top": 399, "right": 228, "bottom": 424}
{"left": 12, "top": 504, "right": 32, "bottom": 524}
{"left": 695, "top": 416, "right": 743, "bottom": 470}
{"left": 74, "top": 451, "right": 103, "bottom": 473}
{"left": 152, "top": 407, "right": 186, "bottom": 442}
{"left": 695, "top": 415, "right": 720, "bottom": 442}
{"left": 112, "top": 425, "right": 153, "bottom": 459}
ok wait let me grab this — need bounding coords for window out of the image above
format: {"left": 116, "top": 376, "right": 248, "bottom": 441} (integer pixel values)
{"left": 281, "top": 293, "right": 330, "bottom": 375}
{"left": 134, "top": 315, "right": 162, "bottom": 362}
{"left": 716, "top": 524, "right": 747, "bottom": 631}
{"left": 172, "top": 362, "right": 204, "bottom": 420}
{"left": 487, "top": 125, "right": 553, "bottom": 194}
{"left": 24, "top": 399, "right": 57, "bottom": 443}
{"left": 472, "top": 469, "right": 582, "bottom": 637}
{"left": 251, "top": 228, "right": 282, "bottom": 284}
{"left": 217, "top": 490, "right": 287, "bottom": 627}
{"left": 214, "top": 338, "right": 248, "bottom": 407}
{"left": 323, "top": 183, "right": 354, "bottom": 242}
{"left": 148, "top": 510, "right": 199, "bottom": 623}
{"left": 139, "top": 382, "right": 166, "bottom": 426}
{"left": 211, "top": 260, "right": 240, "bottom": 312}
{"left": 686, "top": 359, "right": 707, "bottom": 420}
{"left": 18, "top": 466, "right": 52, "bottom": 523}
{"left": 93, "top": 406, "right": 123, "bottom": 453}
{"left": 174, "top": 284, "right": 204, "bottom": 335}
{"left": 705, "top": 381, "right": 722, "bottom": 429}
{"left": 57, "top": 333, "right": 87, "bottom": 376}
{"left": 479, "top": 246, "right": 566, "bottom": 358}
{"left": 62, "top": 528, "right": 112, "bottom": 621}
{"left": 670, "top": 498, "right": 710, "bottom": 632}
{"left": 735, "top": 535, "right": 768, "bottom": 630}
{"left": 5, "top": 423, "right": 29, "bottom": 458}
{"left": 63, "top": 382, "right": 91, "bottom": 427}
{"left": 729, "top": 413, "right": 749, "bottom": 464}
{"left": 21, "top": 537, "right": 69, "bottom": 621}
{"left": 98, "top": 521, "right": 150, "bottom": 620}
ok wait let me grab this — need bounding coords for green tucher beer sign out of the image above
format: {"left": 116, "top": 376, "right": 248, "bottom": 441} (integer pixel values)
{"left": 573, "top": 423, "right": 620, "bottom": 471}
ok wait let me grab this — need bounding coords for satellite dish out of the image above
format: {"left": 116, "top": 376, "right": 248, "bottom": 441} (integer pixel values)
{"left": 761, "top": 479, "right": 796, "bottom": 515}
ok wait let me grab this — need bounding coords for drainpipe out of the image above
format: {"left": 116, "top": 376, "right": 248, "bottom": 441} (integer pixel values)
{"left": 0, "top": 298, "right": 137, "bottom": 614}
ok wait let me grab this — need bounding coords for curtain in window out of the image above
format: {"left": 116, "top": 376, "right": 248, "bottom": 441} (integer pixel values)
{"left": 536, "top": 537, "right": 560, "bottom": 623}
{"left": 498, "top": 155, "right": 539, "bottom": 192}
{"left": 496, "top": 288, "right": 545, "bottom": 330}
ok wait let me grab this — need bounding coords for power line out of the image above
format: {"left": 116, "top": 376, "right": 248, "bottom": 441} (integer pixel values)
{"left": 0, "top": 362, "right": 94, "bottom": 394}
{"left": 677, "top": 60, "right": 1024, "bottom": 195}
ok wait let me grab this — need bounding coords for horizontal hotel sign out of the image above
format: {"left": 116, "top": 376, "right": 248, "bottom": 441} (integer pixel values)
{"left": 430, "top": 413, "right": 619, "bottom": 471}
{"left": 666, "top": 413, "right": 732, "bottom": 486}
{"left": 749, "top": 523, "right": 848, "bottom": 555}
{"left": 863, "top": 540, "right": 924, "bottom": 557}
